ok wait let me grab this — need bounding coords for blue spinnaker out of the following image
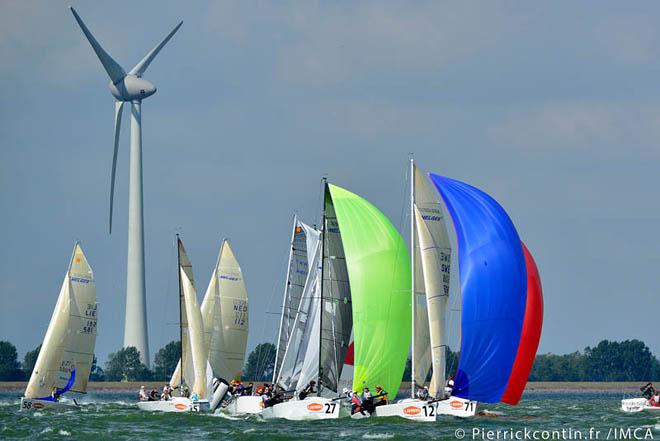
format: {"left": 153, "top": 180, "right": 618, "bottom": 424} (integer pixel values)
{"left": 37, "top": 369, "right": 76, "bottom": 401}
{"left": 430, "top": 174, "right": 527, "bottom": 403}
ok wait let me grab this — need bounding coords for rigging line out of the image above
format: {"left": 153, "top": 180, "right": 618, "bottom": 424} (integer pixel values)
{"left": 253, "top": 225, "right": 295, "bottom": 382}
{"left": 158, "top": 231, "right": 177, "bottom": 362}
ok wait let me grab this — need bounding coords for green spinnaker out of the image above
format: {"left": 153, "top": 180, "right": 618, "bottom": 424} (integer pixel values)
{"left": 328, "top": 184, "right": 412, "bottom": 398}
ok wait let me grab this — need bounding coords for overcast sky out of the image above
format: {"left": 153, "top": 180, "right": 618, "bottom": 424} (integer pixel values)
{"left": 2, "top": 1, "right": 660, "bottom": 364}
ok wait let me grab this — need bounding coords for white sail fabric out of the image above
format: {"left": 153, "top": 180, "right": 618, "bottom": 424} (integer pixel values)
{"left": 180, "top": 267, "right": 208, "bottom": 396}
{"left": 25, "top": 243, "right": 97, "bottom": 398}
{"left": 413, "top": 196, "right": 432, "bottom": 387}
{"left": 414, "top": 166, "right": 453, "bottom": 398}
{"left": 273, "top": 218, "right": 312, "bottom": 383}
{"left": 171, "top": 240, "right": 197, "bottom": 391}
{"left": 277, "top": 224, "right": 321, "bottom": 391}
{"left": 202, "top": 240, "right": 248, "bottom": 381}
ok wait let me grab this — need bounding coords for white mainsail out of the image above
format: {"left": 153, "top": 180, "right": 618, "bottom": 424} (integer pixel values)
{"left": 413, "top": 164, "right": 453, "bottom": 398}
{"left": 170, "top": 239, "right": 207, "bottom": 397}
{"left": 201, "top": 240, "right": 249, "bottom": 381}
{"left": 273, "top": 217, "right": 313, "bottom": 383}
{"left": 25, "top": 243, "right": 97, "bottom": 399}
{"left": 277, "top": 222, "right": 321, "bottom": 391}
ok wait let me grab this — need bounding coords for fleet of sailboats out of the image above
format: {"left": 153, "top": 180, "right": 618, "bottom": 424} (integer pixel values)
{"left": 21, "top": 164, "right": 542, "bottom": 421}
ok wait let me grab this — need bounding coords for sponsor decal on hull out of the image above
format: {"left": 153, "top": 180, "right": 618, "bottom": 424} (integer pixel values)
{"left": 450, "top": 400, "right": 463, "bottom": 409}
{"left": 174, "top": 403, "right": 188, "bottom": 411}
{"left": 33, "top": 402, "right": 44, "bottom": 409}
{"left": 307, "top": 402, "right": 324, "bottom": 412}
{"left": 403, "top": 405, "right": 421, "bottom": 416}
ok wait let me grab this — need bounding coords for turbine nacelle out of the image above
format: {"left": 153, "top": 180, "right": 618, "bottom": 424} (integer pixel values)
{"left": 110, "top": 76, "right": 157, "bottom": 102}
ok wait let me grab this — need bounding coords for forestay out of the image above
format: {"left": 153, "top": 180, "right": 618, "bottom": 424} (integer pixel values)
{"left": 25, "top": 243, "right": 97, "bottom": 399}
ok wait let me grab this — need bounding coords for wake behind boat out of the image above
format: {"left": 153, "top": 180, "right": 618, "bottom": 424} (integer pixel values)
{"left": 20, "top": 243, "right": 98, "bottom": 411}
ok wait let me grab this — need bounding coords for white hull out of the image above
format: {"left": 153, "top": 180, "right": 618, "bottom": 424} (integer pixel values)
{"left": 621, "top": 398, "right": 660, "bottom": 413}
{"left": 136, "top": 397, "right": 201, "bottom": 413}
{"left": 261, "top": 397, "right": 340, "bottom": 421}
{"left": 374, "top": 399, "right": 437, "bottom": 422}
{"left": 20, "top": 397, "right": 79, "bottom": 411}
{"left": 371, "top": 397, "right": 476, "bottom": 421}
{"left": 436, "top": 397, "right": 477, "bottom": 417}
{"left": 224, "top": 395, "right": 264, "bottom": 415}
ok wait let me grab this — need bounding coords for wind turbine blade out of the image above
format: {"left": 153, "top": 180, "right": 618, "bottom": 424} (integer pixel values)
{"left": 69, "top": 6, "right": 126, "bottom": 84}
{"left": 128, "top": 21, "right": 183, "bottom": 76}
{"left": 109, "top": 101, "right": 124, "bottom": 234}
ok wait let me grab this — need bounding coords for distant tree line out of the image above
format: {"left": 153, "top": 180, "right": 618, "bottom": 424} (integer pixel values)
{"left": 530, "top": 340, "right": 660, "bottom": 381}
{"left": 1, "top": 339, "right": 658, "bottom": 382}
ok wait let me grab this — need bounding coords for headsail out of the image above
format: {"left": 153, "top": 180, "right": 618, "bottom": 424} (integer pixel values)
{"left": 25, "top": 243, "right": 97, "bottom": 399}
{"left": 277, "top": 222, "right": 321, "bottom": 391}
{"left": 430, "top": 174, "right": 528, "bottom": 403}
{"left": 318, "top": 187, "right": 353, "bottom": 394}
{"left": 413, "top": 165, "right": 453, "bottom": 398}
{"left": 202, "top": 240, "right": 248, "bottom": 381}
{"left": 170, "top": 239, "right": 207, "bottom": 397}
{"left": 328, "top": 184, "right": 411, "bottom": 399}
{"left": 273, "top": 217, "right": 313, "bottom": 383}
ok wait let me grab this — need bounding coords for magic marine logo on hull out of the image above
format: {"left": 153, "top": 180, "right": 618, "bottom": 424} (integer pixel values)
{"left": 307, "top": 402, "right": 324, "bottom": 412}
{"left": 403, "top": 405, "right": 421, "bottom": 416}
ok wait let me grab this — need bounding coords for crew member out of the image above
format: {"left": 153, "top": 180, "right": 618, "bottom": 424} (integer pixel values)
{"left": 641, "top": 383, "right": 655, "bottom": 400}
{"left": 50, "top": 386, "right": 60, "bottom": 402}
{"left": 299, "top": 380, "right": 316, "bottom": 400}
{"left": 361, "top": 387, "right": 374, "bottom": 414}
{"left": 445, "top": 376, "right": 455, "bottom": 398}
{"left": 350, "top": 391, "right": 364, "bottom": 415}
{"left": 138, "top": 385, "right": 148, "bottom": 401}
{"left": 373, "top": 385, "right": 388, "bottom": 407}
{"left": 416, "top": 386, "right": 429, "bottom": 400}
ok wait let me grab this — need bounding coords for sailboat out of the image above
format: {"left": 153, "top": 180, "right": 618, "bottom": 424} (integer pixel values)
{"left": 198, "top": 239, "right": 253, "bottom": 414}
{"left": 21, "top": 243, "right": 97, "bottom": 411}
{"left": 137, "top": 236, "right": 208, "bottom": 412}
{"left": 374, "top": 161, "right": 543, "bottom": 421}
{"left": 264, "top": 181, "right": 411, "bottom": 420}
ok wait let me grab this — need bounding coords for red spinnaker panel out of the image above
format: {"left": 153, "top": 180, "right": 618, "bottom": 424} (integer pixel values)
{"left": 501, "top": 242, "right": 544, "bottom": 405}
{"left": 344, "top": 342, "right": 354, "bottom": 366}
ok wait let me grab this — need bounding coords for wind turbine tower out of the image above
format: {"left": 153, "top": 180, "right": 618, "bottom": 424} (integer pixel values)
{"left": 70, "top": 6, "right": 182, "bottom": 366}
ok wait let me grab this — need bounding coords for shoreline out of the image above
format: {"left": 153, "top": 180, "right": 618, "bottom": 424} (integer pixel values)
{"left": 0, "top": 381, "right": 644, "bottom": 393}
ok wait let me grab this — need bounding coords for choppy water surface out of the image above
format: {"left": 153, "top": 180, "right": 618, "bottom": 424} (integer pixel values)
{"left": 1, "top": 391, "right": 658, "bottom": 440}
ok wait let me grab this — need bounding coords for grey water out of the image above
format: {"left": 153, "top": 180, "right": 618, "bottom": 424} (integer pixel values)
{"left": 1, "top": 391, "right": 658, "bottom": 440}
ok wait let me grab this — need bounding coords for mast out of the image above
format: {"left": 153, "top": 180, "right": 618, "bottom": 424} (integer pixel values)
{"left": 273, "top": 215, "right": 298, "bottom": 384}
{"left": 410, "top": 156, "right": 416, "bottom": 398}
{"left": 176, "top": 234, "right": 184, "bottom": 393}
{"left": 317, "top": 178, "right": 328, "bottom": 397}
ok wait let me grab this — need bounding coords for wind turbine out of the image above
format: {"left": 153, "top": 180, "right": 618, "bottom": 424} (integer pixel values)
{"left": 70, "top": 6, "right": 182, "bottom": 367}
